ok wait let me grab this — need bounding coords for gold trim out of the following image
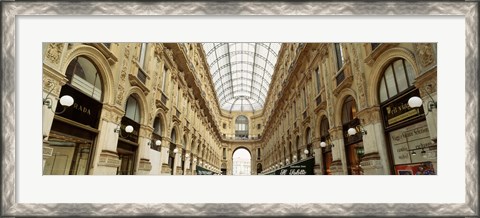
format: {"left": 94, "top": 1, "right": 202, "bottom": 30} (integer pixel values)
{"left": 54, "top": 115, "right": 99, "bottom": 133}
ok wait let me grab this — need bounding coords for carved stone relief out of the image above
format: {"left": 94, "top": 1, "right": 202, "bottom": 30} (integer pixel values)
{"left": 351, "top": 44, "right": 368, "bottom": 109}
{"left": 45, "top": 43, "right": 64, "bottom": 65}
{"left": 415, "top": 43, "right": 436, "bottom": 68}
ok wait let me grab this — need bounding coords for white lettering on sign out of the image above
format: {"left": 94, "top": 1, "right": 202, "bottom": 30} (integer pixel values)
{"left": 389, "top": 121, "right": 432, "bottom": 165}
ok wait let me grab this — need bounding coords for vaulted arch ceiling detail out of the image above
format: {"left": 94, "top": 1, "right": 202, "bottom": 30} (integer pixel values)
{"left": 202, "top": 43, "right": 281, "bottom": 112}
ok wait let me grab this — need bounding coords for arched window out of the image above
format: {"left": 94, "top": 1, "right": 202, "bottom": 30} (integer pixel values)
{"left": 342, "top": 96, "right": 357, "bottom": 125}
{"left": 320, "top": 116, "right": 332, "bottom": 175}
{"left": 295, "top": 136, "right": 301, "bottom": 161}
{"left": 341, "top": 96, "right": 364, "bottom": 175}
{"left": 153, "top": 117, "right": 162, "bottom": 136}
{"left": 305, "top": 128, "right": 312, "bottom": 156}
{"left": 378, "top": 59, "right": 415, "bottom": 103}
{"left": 65, "top": 56, "right": 103, "bottom": 101}
{"left": 125, "top": 96, "right": 141, "bottom": 123}
{"left": 288, "top": 142, "right": 293, "bottom": 163}
{"left": 235, "top": 115, "right": 249, "bottom": 138}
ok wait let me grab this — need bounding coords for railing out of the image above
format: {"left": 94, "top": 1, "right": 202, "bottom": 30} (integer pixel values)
{"left": 137, "top": 69, "right": 147, "bottom": 84}
{"left": 371, "top": 43, "right": 380, "bottom": 50}
{"left": 336, "top": 69, "right": 345, "bottom": 86}
{"left": 176, "top": 108, "right": 181, "bottom": 117}
{"left": 221, "top": 134, "right": 263, "bottom": 140}
{"left": 316, "top": 95, "right": 322, "bottom": 106}
{"left": 161, "top": 93, "right": 168, "bottom": 105}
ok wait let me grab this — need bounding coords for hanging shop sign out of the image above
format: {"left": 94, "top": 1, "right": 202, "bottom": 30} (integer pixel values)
{"left": 120, "top": 117, "right": 140, "bottom": 143}
{"left": 381, "top": 89, "right": 424, "bottom": 129}
{"left": 267, "top": 157, "right": 315, "bottom": 175}
{"left": 56, "top": 84, "right": 102, "bottom": 128}
{"left": 196, "top": 165, "right": 215, "bottom": 175}
{"left": 343, "top": 118, "right": 362, "bottom": 145}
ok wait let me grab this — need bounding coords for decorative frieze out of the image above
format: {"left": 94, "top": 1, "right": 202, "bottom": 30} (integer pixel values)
{"left": 414, "top": 43, "right": 436, "bottom": 69}
{"left": 356, "top": 106, "right": 381, "bottom": 126}
{"left": 45, "top": 43, "right": 64, "bottom": 65}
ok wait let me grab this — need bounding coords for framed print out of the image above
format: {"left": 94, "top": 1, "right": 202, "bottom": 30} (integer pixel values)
{"left": 1, "top": 1, "right": 478, "bottom": 217}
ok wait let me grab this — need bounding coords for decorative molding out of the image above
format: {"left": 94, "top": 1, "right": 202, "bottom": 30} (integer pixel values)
{"left": 45, "top": 43, "right": 65, "bottom": 65}
{"left": 414, "top": 43, "right": 436, "bottom": 68}
{"left": 356, "top": 106, "right": 381, "bottom": 126}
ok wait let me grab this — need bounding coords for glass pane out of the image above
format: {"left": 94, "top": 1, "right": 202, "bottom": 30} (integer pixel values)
{"left": 404, "top": 60, "right": 415, "bottom": 86}
{"left": 393, "top": 60, "right": 409, "bottom": 92}
{"left": 201, "top": 42, "right": 281, "bottom": 112}
{"left": 379, "top": 78, "right": 388, "bottom": 102}
{"left": 384, "top": 66, "right": 398, "bottom": 98}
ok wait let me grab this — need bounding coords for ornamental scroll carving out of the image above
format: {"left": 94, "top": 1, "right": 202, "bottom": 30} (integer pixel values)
{"left": 350, "top": 44, "right": 368, "bottom": 109}
{"left": 45, "top": 43, "right": 64, "bottom": 65}
{"left": 415, "top": 43, "right": 436, "bottom": 68}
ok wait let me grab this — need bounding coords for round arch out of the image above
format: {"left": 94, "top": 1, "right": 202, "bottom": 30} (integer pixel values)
{"left": 367, "top": 47, "right": 420, "bottom": 106}
{"left": 232, "top": 146, "right": 252, "bottom": 175}
{"left": 123, "top": 87, "right": 149, "bottom": 125}
{"left": 61, "top": 45, "right": 115, "bottom": 105}
{"left": 232, "top": 146, "right": 252, "bottom": 157}
{"left": 333, "top": 88, "right": 358, "bottom": 127}
{"left": 151, "top": 110, "right": 167, "bottom": 137}
{"left": 315, "top": 110, "right": 329, "bottom": 138}
{"left": 170, "top": 126, "right": 179, "bottom": 144}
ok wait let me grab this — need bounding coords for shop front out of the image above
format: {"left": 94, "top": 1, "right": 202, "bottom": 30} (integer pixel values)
{"left": 44, "top": 83, "right": 102, "bottom": 175}
{"left": 342, "top": 118, "right": 365, "bottom": 175}
{"left": 381, "top": 88, "right": 437, "bottom": 175}
{"left": 265, "top": 157, "right": 315, "bottom": 175}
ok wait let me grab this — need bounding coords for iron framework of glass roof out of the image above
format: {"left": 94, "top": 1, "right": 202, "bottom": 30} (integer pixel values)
{"left": 202, "top": 43, "right": 282, "bottom": 112}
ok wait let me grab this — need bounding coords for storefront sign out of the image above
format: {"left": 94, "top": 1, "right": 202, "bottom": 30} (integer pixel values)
{"left": 120, "top": 117, "right": 140, "bottom": 143}
{"left": 56, "top": 84, "right": 102, "bottom": 128}
{"left": 343, "top": 118, "right": 362, "bottom": 145}
{"left": 196, "top": 165, "right": 215, "bottom": 175}
{"left": 267, "top": 157, "right": 315, "bottom": 175}
{"left": 389, "top": 121, "right": 433, "bottom": 165}
{"left": 382, "top": 89, "right": 424, "bottom": 128}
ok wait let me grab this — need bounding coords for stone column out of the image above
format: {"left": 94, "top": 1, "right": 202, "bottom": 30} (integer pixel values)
{"left": 356, "top": 107, "right": 388, "bottom": 175}
{"left": 160, "top": 137, "right": 171, "bottom": 175}
{"left": 329, "top": 126, "right": 347, "bottom": 175}
{"left": 312, "top": 138, "right": 323, "bottom": 175}
{"left": 191, "top": 154, "right": 198, "bottom": 175}
{"left": 175, "top": 147, "right": 184, "bottom": 175}
{"left": 184, "top": 150, "right": 191, "bottom": 175}
{"left": 91, "top": 105, "right": 124, "bottom": 175}
{"left": 136, "top": 125, "right": 153, "bottom": 175}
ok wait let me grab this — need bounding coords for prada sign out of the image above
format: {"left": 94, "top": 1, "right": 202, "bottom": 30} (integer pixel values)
{"left": 381, "top": 89, "right": 424, "bottom": 129}
{"left": 56, "top": 84, "right": 102, "bottom": 128}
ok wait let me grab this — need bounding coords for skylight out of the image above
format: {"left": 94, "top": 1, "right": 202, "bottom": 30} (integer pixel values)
{"left": 202, "top": 43, "right": 282, "bottom": 112}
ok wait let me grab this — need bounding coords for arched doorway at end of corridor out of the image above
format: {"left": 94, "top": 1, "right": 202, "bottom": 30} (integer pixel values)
{"left": 232, "top": 147, "right": 251, "bottom": 175}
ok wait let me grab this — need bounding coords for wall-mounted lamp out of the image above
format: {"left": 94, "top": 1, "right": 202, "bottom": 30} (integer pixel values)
{"left": 147, "top": 139, "right": 161, "bottom": 148}
{"left": 304, "top": 149, "right": 309, "bottom": 155}
{"left": 408, "top": 86, "right": 437, "bottom": 115}
{"left": 293, "top": 155, "right": 297, "bottom": 162}
{"left": 320, "top": 136, "right": 334, "bottom": 148}
{"left": 285, "top": 158, "right": 289, "bottom": 164}
{"left": 185, "top": 153, "right": 190, "bottom": 159}
{"left": 173, "top": 148, "right": 178, "bottom": 154}
{"left": 114, "top": 125, "right": 134, "bottom": 138}
{"left": 43, "top": 83, "right": 74, "bottom": 114}
{"left": 347, "top": 125, "right": 367, "bottom": 136}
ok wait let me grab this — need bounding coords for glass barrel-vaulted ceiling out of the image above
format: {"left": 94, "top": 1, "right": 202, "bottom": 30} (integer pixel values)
{"left": 202, "top": 43, "right": 282, "bottom": 112}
